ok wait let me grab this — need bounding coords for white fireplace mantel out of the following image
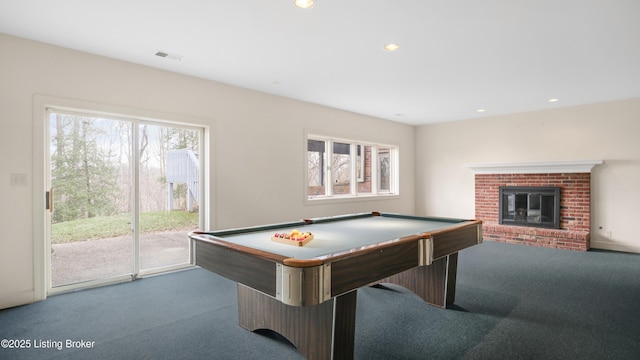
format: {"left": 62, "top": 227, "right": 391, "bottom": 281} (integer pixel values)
{"left": 464, "top": 160, "right": 603, "bottom": 174}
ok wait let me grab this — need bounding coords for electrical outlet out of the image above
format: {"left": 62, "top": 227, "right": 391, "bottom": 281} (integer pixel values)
{"left": 10, "top": 173, "right": 28, "bottom": 186}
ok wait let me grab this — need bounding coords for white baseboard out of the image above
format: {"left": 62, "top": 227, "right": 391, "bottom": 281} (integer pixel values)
{"left": 591, "top": 240, "right": 640, "bottom": 254}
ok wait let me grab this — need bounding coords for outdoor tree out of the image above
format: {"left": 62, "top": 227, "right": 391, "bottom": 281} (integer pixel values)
{"left": 51, "top": 114, "right": 119, "bottom": 223}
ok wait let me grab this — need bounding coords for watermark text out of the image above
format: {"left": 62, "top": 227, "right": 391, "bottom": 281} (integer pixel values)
{"left": 1, "top": 338, "right": 95, "bottom": 350}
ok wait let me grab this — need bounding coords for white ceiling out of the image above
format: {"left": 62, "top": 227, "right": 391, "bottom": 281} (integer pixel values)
{"left": 1, "top": 0, "right": 639, "bottom": 125}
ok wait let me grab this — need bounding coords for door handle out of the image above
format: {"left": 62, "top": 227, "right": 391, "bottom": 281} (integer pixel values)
{"left": 46, "top": 188, "right": 53, "bottom": 213}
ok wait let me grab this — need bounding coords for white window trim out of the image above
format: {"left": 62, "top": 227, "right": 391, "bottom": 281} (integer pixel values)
{"left": 304, "top": 132, "right": 400, "bottom": 204}
{"left": 32, "top": 94, "right": 213, "bottom": 300}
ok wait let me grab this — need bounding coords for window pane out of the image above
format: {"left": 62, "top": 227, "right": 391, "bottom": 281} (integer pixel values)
{"left": 357, "top": 145, "right": 373, "bottom": 194}
{"left": 140, "top": 125, "right": 200, "bottom": 271}
{"left": 307, "top": 139, "right": 325, "bottom": 196}
{"left": 378, "top": 148, "right": 391, "bottom": 192}
{"left": 332, "top": 142, "right": 351, "bottom": 195}
{"left": 306, "top": 135, "right": 398, "bottom": 200}
{"left": 50, "top": 114, "right": 133, "bottom": 286}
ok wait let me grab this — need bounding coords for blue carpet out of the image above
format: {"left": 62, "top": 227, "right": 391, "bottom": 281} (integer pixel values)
{"left": 1, "top": 241, "right": 639, "bottom": 359}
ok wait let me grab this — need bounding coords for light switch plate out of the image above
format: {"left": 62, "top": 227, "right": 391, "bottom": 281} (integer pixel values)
{"left": 10, "top": 173, "right": 28, "bottom": 186}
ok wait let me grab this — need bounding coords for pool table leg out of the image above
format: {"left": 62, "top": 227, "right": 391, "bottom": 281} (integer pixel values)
{"left": 381, "top": 252, "right": 458, "bottom": 308}
{"left": 237, "top": 284, "right": 357, "bottom": 360}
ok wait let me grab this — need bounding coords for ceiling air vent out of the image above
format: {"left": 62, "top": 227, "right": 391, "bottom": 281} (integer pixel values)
{"left": 154, "top": 50, "right": 182, "bottom": 61}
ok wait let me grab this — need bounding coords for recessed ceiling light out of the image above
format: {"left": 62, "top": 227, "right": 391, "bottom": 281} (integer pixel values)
{"left": 294, "top": 0, "right": 314, "bottom": 9}
{"left": 549, "top": 98, "right": 559, "bottom": 102}
{"left": 476, "top": 109, "right": 486, "bottom": 113}
{"left": 383, "top": 43, "right": 400, "bottom": 52}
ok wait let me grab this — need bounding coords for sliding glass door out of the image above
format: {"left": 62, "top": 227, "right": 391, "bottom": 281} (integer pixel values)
{"left": 48, "top": 110, "right": 201, "bottom": 291}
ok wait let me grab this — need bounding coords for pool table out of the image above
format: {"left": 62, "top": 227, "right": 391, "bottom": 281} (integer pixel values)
{"left": 189, "top": 212, "right": 482, "bottom": 360}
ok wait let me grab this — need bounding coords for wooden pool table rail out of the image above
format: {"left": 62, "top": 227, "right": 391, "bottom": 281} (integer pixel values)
{"left": 190, "top": 217, "right": 482, "bottom": 307}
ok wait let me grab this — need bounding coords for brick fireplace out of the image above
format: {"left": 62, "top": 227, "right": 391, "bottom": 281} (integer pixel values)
{"left": 466, "top": 161, "right": 601, "bottom": 251}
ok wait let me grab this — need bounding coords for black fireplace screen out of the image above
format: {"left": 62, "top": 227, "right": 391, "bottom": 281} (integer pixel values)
{"left": 499, "top": 186, "right": 560, "bottom": 229}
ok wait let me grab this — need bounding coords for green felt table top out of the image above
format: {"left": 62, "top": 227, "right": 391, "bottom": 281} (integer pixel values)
{"left": 199, "top": 213, "right": 470, "bottom": 260}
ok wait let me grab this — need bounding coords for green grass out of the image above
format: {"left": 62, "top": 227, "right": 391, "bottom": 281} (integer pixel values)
{"left": 51, "top": 211, "right": 199, "bottom": 244}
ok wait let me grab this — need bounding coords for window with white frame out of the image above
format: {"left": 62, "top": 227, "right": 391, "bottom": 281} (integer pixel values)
{"left": 307, "top": 135, "right": 398, "bottom": 200}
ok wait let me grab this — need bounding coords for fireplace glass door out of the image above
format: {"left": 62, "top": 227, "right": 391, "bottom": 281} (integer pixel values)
{"left": 499, "top": 186, "right": 560, "bottom": 229}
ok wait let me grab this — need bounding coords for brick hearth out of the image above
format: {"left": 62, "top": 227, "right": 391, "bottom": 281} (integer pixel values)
{"left": 475, "top": 173, "right": 591, "bottom": 251}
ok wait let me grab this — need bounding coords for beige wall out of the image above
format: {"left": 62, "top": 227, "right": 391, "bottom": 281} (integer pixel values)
{"left": 0, "top": 34, "right": 416, "bottom": 308}
{"left": 3, "top": 31, "right": 638, "bottom": 310}
{"left": 416, "top": 99, "right": 640, "bottom": 253}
